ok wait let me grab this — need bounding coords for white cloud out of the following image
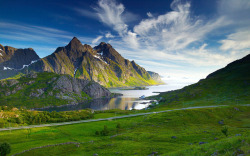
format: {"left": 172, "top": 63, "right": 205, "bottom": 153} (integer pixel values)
{"left": 123, "top": 31, "right": 139, "bottom": 48}
{"left": 94, "top": 0, "right": 140, "bottom": 49}
{"left": 105, "top": 32, "right": 114, "bottom": 38}
{"left": 95, "top": 0, "right": 128, "bottom": 36}
{"left": 220, "top": 30, "right": 250, "bottom": 51}
{"left": 134, "top": 0, "right": 227, "bottom": 50}
{"left": 92, "top": 36, "right": 103, "bottom": 44}
{"left": 147, "top": 12, "right": 153, "bottom": 18}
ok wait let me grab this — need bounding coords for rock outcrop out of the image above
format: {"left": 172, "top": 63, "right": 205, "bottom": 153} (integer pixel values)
{"left": 147, "top": 71, "right": 164, "bottom": 84}
{"left": 0, "top": 72, "right": 111, "bottom": 108}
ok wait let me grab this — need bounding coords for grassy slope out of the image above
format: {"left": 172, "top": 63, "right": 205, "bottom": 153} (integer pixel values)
{"left": 0, "top": 106, "right": 249, "bottom": 156}
{"left": 150, "top": 55, "right": 250, "bottom": 109}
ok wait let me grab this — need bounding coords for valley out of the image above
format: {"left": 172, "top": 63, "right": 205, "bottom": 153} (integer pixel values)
{"left": 0, "top": 0, "right": 250, "bottom": 154}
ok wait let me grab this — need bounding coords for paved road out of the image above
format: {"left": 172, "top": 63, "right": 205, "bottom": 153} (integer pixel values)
{"left": 0, "top": 105, "right": 249, "bottom": 132}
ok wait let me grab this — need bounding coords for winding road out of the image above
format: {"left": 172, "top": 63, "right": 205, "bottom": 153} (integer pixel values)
{"left": 0, "top": 105, "right": 248, "bottom": 132}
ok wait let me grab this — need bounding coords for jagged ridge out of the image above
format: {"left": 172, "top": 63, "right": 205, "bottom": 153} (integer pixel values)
{"left": 26, "top": 37, "right": 159, "bottom": 87}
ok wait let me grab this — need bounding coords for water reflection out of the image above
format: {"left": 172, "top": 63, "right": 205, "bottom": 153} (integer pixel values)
{"left": 37, "top": 97, "right": 152, "bottom": 112}
{"left": 36, "top": 84, "right": 181, "bottom": 112}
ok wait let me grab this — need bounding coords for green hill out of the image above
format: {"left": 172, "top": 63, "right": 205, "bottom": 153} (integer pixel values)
{"left": 153, "top": 54, "right": 250, "bottom": 108}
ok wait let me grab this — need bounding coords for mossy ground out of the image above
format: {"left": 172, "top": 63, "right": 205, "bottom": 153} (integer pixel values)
{"left": 0, "top": 106, "right": 249, "bottom": 156}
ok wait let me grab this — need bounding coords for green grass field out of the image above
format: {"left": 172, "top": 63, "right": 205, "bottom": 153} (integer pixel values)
{"left": 0, "top": 105, "right": 249, "bottom": 156}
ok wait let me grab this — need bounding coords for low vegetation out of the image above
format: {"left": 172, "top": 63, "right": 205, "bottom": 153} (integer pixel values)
{"left": 0, "top": 106, "right": 94, "bottom": 127}
{"left": 0, "top": 106, "right": 249, "bottom": 155}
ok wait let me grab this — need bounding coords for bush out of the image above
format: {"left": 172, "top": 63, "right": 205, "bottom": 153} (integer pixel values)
{"left": 100, "top": 125, "right": 109, "bottom": 136}
{"left": 0, "top": 142, "right": 11, "bottom": 156}
{"left": 95, "top": 131, "right": 100, "bottom": 136}
{"left": 116, "top": 123, "right": 121, "bottom": 129}
{"left": 221, "top": 126, "right": 228, "bottom": 137}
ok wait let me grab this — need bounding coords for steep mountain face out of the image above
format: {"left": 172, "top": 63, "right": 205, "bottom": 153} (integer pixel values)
{"left": 156, "top": 54, "right": 250, "bottom": 107}
{"left": 0, "top": 44, "right": 40, "bottom": 79}
{"left": 26, "top": 37, "right": 158, "bottom": 87}
{"left": 147, "top": 71, "right": 164, "bottom": 84}
{"left": 0, "top": 72, "right": 111, "bottom": 108}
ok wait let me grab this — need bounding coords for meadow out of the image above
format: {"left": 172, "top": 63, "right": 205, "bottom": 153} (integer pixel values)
{"left": 0, "top": 105, "right": 249, "bottom": 155}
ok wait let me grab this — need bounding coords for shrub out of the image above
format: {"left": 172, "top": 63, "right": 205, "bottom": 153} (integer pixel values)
{"left": 95, "top": 131, "right": 100, "bottom": 136}
{"left": 0, "top": 142, "right": 11, "bottom": 156}
{"left": 116, "top": 123, "right": 121, "bottom": 129}
{"left": 100, "top": 125, "right": 109, "bottom": 136}
{"left": 221, "top": 126, "right": 228, "bottom": 137}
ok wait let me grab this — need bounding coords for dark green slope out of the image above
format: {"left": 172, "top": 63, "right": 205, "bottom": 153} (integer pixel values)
{"left": 154, "top": 54, "right": 250, "bottom": 107}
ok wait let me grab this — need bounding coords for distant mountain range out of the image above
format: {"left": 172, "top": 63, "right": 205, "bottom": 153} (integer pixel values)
{"left": 0, "top": 44, "right": 40, "bottom": 79}
{"left": 0, "top": 37, "right": 163, "bottom": 87}
{"left": 156, "top": 54, "right": 250, "bottom": 107}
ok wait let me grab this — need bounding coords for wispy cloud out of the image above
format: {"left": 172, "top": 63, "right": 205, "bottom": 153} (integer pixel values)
{"left": 94, "top": 0, "right": 127, "bottom": 36}
{"left": 105, "top": 32, "right": 114, "bottom": 38}
{"left": 94, "top": 0, "right": 140, "bottom": 48}
{"left": 74, "top": 8, "right": 99, "bottom": 20}
{"left": 220, "top": 30, "right": 250, "bottom": 51}
{"left": 146, "top": 12, "right": 153, "bottom": 18}
{"left": 134, "top": 0, "right": 227, "bottom": 50}
{"left": 0, "top": 22, "right": 96, "bottom": 57}
{"left": 92, "top": 35, "right": 103, "bottom": 44}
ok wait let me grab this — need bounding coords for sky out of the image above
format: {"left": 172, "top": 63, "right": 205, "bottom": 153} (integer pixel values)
{"left": 0, "top": 0, "right": 250, "bottom": 86}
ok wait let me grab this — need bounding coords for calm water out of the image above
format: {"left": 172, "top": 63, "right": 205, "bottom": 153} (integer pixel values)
{"left": 37, "top": 84, "right": 183, "bottom": 111}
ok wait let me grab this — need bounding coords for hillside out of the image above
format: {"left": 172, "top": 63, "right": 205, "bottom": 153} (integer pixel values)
{"left": 0, "top": 44, "right": 40, "bottom": 79}
{"left": 24, "top": 37, "right": 158, "bottom": 87}
{"left": 153, "top": 54, "right": 250, "bottom": 107}
{"left": 0, "top": 72, "right": 111, "bottom": 108}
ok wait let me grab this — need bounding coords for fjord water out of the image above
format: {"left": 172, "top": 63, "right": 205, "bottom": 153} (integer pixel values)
{"left": 38, "top": 84, "right": 183, "bottom": 111}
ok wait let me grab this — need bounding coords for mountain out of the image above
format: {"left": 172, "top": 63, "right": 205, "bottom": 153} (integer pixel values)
{"left": 0, "top": 44, "right": 40, "bottom": 79}
{"left": 147, "top": 71, "right": 164, "bottom": 84}
{"left": 24, "top": 37, "right": 158, "bottom": 87}
{"left": 155, "top": 54, "right": 250, "bottom": 107}
{"left": 0, "top": 72, "right": 112, "bottom": 108}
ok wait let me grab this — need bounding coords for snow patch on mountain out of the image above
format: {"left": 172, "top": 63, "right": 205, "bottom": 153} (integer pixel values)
{"left": 94, "top": 54, "right": 108, "bottom": 65}
{"left": 3, "top": 67, "right": 14, "bottom": 70}
{"left": 74, "top": 67, "right": 78, "bottom": 77}
{"left": 2, "top": 59, "right": 39, "bottom": 71}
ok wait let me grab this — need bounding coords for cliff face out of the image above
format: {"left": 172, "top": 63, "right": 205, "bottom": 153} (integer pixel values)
{"left": 26, "top": 37, "right": 158, "bottom": 87}
{"left": 147, "top": 71, "right": 164, "bottom": 84}
{"left": 0, "top": 44, "right": 40, "bottom": 79}
{"left": 0, "top": 72, "right": 111, "bottom": 108}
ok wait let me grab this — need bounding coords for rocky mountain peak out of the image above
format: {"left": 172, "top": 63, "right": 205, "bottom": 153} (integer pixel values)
{"left": 95, "top": 42, "right": 112, "bottom": 50}
{"left": 65, "top": 37, "right": 82, "bottom": 51}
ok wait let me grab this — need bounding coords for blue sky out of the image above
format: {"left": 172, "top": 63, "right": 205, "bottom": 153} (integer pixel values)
{"left": 0, "top": 0, "right": 250, "bottom": 86}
